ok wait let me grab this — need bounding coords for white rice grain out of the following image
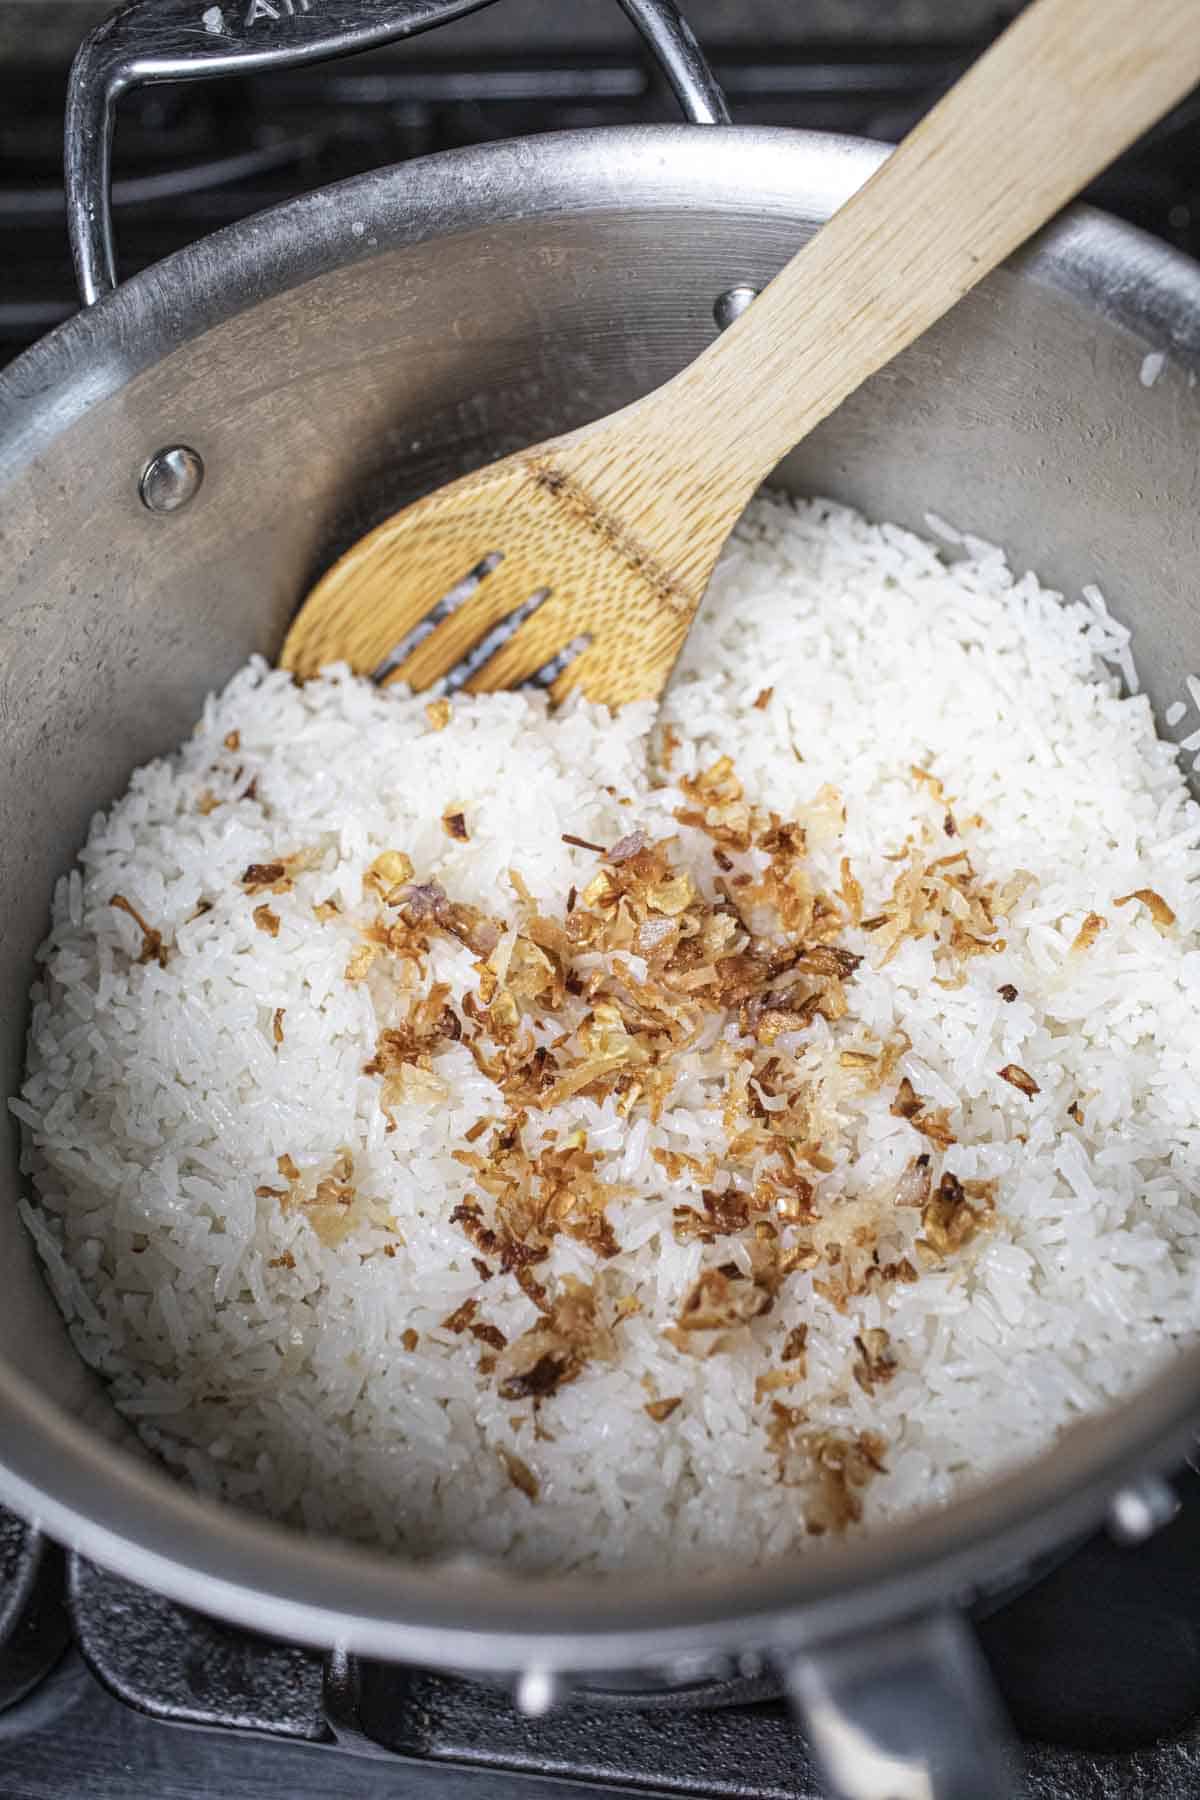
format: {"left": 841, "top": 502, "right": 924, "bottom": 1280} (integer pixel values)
{"left": 13, "top": 493, "right": 1200, "bottom": 1573}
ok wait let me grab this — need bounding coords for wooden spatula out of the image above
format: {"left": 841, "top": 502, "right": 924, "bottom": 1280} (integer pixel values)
{"left": 282, "top": 0, "right": 1199, "bottom": 707}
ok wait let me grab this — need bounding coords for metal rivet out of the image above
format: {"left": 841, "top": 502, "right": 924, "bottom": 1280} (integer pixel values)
{"left": 1108, "top": 1475, "right": 1180, "bottom": 1544}
{"left": 713, "top": 284, "right": 759, "bottom": 332}
{"left": 139, "top": 445, "right": 204, "bottom": 513}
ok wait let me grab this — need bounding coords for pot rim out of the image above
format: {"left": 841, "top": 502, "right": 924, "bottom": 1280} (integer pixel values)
{"left": 2, "top": 123, "right": 1199, "bottom": 1671}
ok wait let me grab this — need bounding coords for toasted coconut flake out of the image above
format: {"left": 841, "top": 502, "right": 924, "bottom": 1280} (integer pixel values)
{"left": 497, "top": 1278, "right": 611, "bottom": 1399}
{"left": 272, "top": 1007, "right": 285, "bottom": 1045}
{"left": 852, "top": 1328, "right": 897, "bottom": 1395}
{"left": 197, "top": 789, "right": 220, "bottom": 816}
{"left": 952, "top": 929, "right": 1006, "bottom": 959}
{"left": 253, "top": 905, "right": 280, "bottom": 937}
{"left": 223, "top": 730, "right": 240, "bottom": 751}
{"left": 345, "top": 941, "right": 379, "bottom": 983}
{"left": 644, "top": 1396, "right": 682, "bottom": 1422}
{"left": 782, "top": 1323, "right": 808, "bottom": 1362}
{"left": 387, "top": 1065, "right": 453, "bottom": 1112}
{"left": 803, "top": 1429, "right": 888, "bottom": 1533}
{"left": 241, "top": 862, "right": 289, "bottom": 894}
{"left": 562, "top": 832, "right": 606, "bottom": 853}
{"left": 109, "top": 894, "right": 169, "bottom": 967}
{"left": 921, "top": 1172, "right": 980, "bottom": 1257}
{"left": 890, "top": 1077, "right": 922, "bottom": 1121}
{"left": 1115, "top": 888, "right": 1175, "bottom": 930}
{"left": 443, "top": 810, "right": 470, "bottom": 842}
{"left": 278, "top": 1153, "right": 300, "bottom": 1182}
{"left": 1068, "top": 1099, "right": 1085, "bottom": 1125}
{"left": 401, "top": 1328, "right": 419, "bottom": 1352}
{"left": 993, "top": 871, "right": 1035, "bottom": 917}
{"left": 911, "top": 765, "right": 945, "bottom": 802}
{"left": 914, "top": 1109, "right": 956, "bottom": 1148}
{"left": 471, "top": 1320, "right": 507, "bottom": 1352}
{"left": 766, "top": 1410, "right": 887, "bottom": 1533}
{"left": 755, "top": 1365, "right": 808, "bottom": 1403}
{"left": 801, "top": 944, "right": 862, "bottom": 979}
{"left": 877, "top": 1033, "right": 910, "bottom": 1084}
{"left": 498, "top": 1447, "right": 539, "bottom": 1500}
{"left": 675, "top": 1267, "right": 773, "bottom": 1334}
{"left": 839, "top": 856, "right": 863, "bottom": 926}
{"left": 753, "top": 686, "right": 774, "bottom": 710}
{"left": 498, "top": 1351, "right": 566, "bottom": 1401}
{"left": 441, "top": 1297, "right": 478, "bottom": 1334}
{"left": 998, "top": 1063, "right": 1040, "bottom": 1099}
{"left": 998, "top": 983, "right": 1018, "bottom": 1003}
{"left": 365, "top": 850, "right": 414, "bottom": 900}
{"left": 267, "top": 1251, "right": 295, "bottom": 1270}
{"left": 425, "top": 698, "right": 452, "bottom": 731}
{"left": 1070, "top": 911, "right": 1107, "bottom": 953}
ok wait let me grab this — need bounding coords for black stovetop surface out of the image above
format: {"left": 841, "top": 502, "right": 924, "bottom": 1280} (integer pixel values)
{"left": 1, "top": 19, "right": 1198, "bottom": 363}
{"left": 3, "top": 15, "right": 1200, "bottom": 1798}
{"left": 3, "top": 1466, "right": 1200, "bottom": 1799}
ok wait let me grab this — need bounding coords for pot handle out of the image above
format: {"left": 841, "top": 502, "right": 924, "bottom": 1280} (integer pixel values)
{"left": 64, "top": 0, "right": 730, "bottom": 310}
{"left": 784, "top": 1610, "right": 1016, "bottom": 1800}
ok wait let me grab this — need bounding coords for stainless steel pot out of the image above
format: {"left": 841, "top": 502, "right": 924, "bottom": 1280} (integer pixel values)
{"left": 2, "top": 3, "right": 1199, "bottom": 1795}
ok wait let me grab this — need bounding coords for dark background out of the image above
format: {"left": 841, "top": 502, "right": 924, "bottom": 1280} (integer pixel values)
{"left": 2, "top": 0, "right": 1197, "bottom": 368}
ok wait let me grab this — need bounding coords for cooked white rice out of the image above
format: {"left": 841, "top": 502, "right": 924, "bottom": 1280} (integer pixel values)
{"left": 13, "top": 492, "right": 1200, "bottom": 1572}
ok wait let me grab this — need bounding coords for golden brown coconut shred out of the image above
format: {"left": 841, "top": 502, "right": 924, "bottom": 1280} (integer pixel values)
{"left": 998, "top": 1063, "right": 1040, "bottom": 1100}
{"left": 1070, "top": 911, "right": 1107, "bottom": 953}
{"left": 495, "top": 1278, "right": 613, "bottom": 1401}
{"left": 1115, "top": 888, "right": 1176, "bottom": 931}
{"left": 109, "top": 894, "right": 169, "bottom": 967}
{"left": 305, "top": 748, "right": 1037, "bottom": 1532}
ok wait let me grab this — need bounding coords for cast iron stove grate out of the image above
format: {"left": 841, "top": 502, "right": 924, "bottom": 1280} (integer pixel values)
{"left": 0, "top": 35, "right": 1198, "bottom": 361}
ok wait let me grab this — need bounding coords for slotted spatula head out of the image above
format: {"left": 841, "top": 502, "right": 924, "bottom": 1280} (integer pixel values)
{"left": 281, "top": 0, "right": 1200, "bottom": 708}
{"left": 279, "top": 421, "right": 744, "bottom": 708}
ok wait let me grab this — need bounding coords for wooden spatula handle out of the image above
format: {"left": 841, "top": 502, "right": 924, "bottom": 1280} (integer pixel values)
{"left": 669, "top": 0, "right": 1200, "bottom": 482}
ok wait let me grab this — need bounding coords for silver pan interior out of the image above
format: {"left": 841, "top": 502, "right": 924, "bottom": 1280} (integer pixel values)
{"left": 1, "top": 125, "right": 1199, "bottom": 1672}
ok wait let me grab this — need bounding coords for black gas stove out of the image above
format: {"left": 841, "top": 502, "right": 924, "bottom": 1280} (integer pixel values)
{"left": 1, "top": 6, "right": 1198, "bottom": 363}
{"left": 4, "top": 1473, "right": 1200, "bottom": 1799}
{"left": 3, "top": 8, "right": 1200, "bottom": 1797}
